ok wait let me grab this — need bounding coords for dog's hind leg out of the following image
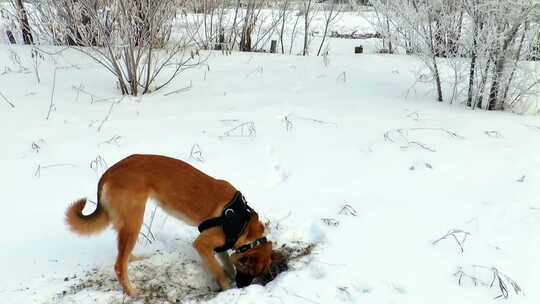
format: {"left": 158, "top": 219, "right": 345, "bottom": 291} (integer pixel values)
{"left": 113, "top": 195, "right": 146, "bottom": 297}
{"left": 115, "top": 227, "right": 139, "bottom": 297}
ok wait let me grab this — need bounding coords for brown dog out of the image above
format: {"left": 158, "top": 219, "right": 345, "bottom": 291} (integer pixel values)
{"left": 65, "top": 154, "right": 273, "bottom": 296}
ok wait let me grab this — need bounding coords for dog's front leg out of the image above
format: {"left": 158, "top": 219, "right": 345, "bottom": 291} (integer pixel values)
{"left": 217, "top": 251, "right": 236, "bottom": 279}
{"left": 193, "top": 232, "right": 231, "bottom": 290}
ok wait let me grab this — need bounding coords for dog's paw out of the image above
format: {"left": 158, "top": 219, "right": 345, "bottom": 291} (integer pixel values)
{"left": 218, "top": 278, "right": 231, "bottom": 291}
{"left": 125, "top": 287, "right": 140, "bottom": 299}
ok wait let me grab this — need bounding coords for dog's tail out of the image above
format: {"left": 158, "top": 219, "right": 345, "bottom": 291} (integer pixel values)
{"left": 65, "top": 194, "right": 110, "bottom": 236}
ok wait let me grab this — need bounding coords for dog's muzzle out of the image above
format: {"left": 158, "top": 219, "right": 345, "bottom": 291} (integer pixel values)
{"left": 235, "top": 271, "right": 254, "bottom": 288}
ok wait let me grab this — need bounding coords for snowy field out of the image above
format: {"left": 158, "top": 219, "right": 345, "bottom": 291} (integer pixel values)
{"left": 1, "top": 9, "right": 540, "bottom": 304}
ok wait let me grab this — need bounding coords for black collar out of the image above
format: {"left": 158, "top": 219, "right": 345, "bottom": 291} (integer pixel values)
{"left": 198, "top": 191, "right": 256, "bottom": 252}
{"left": 235, "top": 237, "right": 268, "bottom": 254}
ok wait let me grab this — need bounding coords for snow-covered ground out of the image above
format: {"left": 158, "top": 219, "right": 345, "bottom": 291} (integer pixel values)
{"left": 1, "top": 10, "right": 540, "bottom": 304}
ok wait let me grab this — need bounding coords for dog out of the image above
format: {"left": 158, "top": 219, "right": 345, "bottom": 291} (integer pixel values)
{"left": 65, "top": 154, "right": 273, "bottom": 297}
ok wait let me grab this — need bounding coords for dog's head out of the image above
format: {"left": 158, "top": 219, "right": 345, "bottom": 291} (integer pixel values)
{"left": 231, "top": 241, "right": 273, "bottom": 287}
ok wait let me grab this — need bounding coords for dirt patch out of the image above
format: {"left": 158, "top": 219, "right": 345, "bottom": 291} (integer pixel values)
{"left": 258, "top": 241, "right": 316, "bottom": 285}
{"left": 54, "top": 242, "right": 315, "bottom": 304}
{"left": 56, "top": 251, "right": 216, "bottom": 304}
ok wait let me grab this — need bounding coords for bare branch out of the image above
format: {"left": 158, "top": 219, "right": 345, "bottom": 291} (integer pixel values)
{"left": 0, "top": 91, "right": 15, "bottom": 108}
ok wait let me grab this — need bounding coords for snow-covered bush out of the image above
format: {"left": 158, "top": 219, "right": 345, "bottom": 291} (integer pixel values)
{"left": 371, "top": 0, "right": 540, "bottom": 112}
{"left": 30, "top": 0, "right": 201, "bottom": 96}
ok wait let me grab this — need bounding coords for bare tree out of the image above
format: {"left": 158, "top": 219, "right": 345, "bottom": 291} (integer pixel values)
{"left": 372, "top": 0, "right": 446, "bottom": 101}
{"left": 372, "top": 0, "right": 539, "bottom": 110}
{"left": 184, "top": 0, "right": 281, "bottom": 53}
{"left": 278, "top": 0, "right": 291, "bottom": 54}
{"left": 463, "top": 0, "right": 538, "bottom": 110}
{"left": 317, "top": 0, "right": 343, "bottom": 56}
{"left": 485, "top": 3, "right": 534, "bottom": 110}
{"left": 33, "top": 0, "right": 200, "bottom": 96}
{"left": 239, "top": 0, "right": 258, "bottom": 52}
{"left": 301, "top": 0, "right": 316, "bottom": 56}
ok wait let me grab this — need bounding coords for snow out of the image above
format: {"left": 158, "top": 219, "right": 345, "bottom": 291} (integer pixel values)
{"left": 1, "top": 11, "right": 540, "bottom": 304}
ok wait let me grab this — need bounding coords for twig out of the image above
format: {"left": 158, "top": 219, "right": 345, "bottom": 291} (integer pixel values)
{"left": 384, "top": 128, "right": 465, "bottom": 153}
{"left": 221, "top": 121, "right": 256, "bottom": 138}
{"left": 246, "top": 66, "right": 263, "bottom": 78}
{"left": 432, "top": 229, "right": 470, "bottom": 253}
{"left": 407, "top": 128, "right": 466, "bottom": 139}
{"left": 454, "top": 267, "right": 479, "bottom": 287}
{"left": 99, "top": 135, "right": 122, "bottom": 147}
{"left": 31, "top": 48, "right": 43, "bottom": 84}
{"left": 72, "top": 85, "right": 102, "bottom": 103}
{"left": 97, "top": 97, "right": 124, "bottom": 132}
{"left": 525, "top": 124, "right": 540, "bottom": 132}
{"left": 406, "top": 111, "right": 420, "bottom": 121}
{"left": 408, "top": 141, "right": 437, "bottom": 152}
{"left": 0, "top": 92, "right": 15, "bottom": 108}
{"left": 336, "top": 71, "right": 346, "bottom": 83}
{"left": 31, "top": 139, "right": 45, "bottom": 153}
{"left": 139, "top": 232, "right": 154, "bottom": 245}
{"left": 296, "top": 116, "right": 338, "bottom": 127}
{"left": 188, "top": 144, "right": 205, "bottom": 162}
{"left": 90, "top": 155, "right": 108, "bottom": 177}
{"left": 283, "top": 115, "right": 293, "bottom": 131}
{"left": 459, "top": 265, "right": 523, "bottom": 299}
{"left": 141, "top": 205, "right": 159, "bottom": 244}
{"left": 142, "top": 224, "right": 156, "bottom": 243}
{"left": 293, "top": 293, "right": 321, "bottom": 304}
{"left": 34, "top": 163, "right": 77, "bottom": 178}
{"left": 46, "top": 66, "right": 79, "bottom": 120}
{"left": 339, "top": 204, "right": 357, "bottom": 216}
{"left": 163, "top": 81, "right": 193, "bottom": 96}
{"left": 321, "top": 218, "right": 339, "bottom": 227}
{"left": 384, "top": 129, "right": 435, "bottom": 152}
{"left": 484, "top": 130, "right": 502, "bottom": 138}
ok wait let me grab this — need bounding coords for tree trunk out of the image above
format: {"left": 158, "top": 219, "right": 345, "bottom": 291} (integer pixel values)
{"left": 240, "top": 2, "right": 254, "bottom": 52}
{"left": 428, "top": 21, "right": 443, "bottom": 102}
{"left": 303, "top": 13, "right": 309, "bottom": 56}
{"left": 488, "top": 22, "right": 521, "bottom": 110}
{"left": 279, "top": 1, "right": 288, "bottom": 54}
{"left": 15, "top": 0, "right": 33, "bottom": 45}
{"left": 476, "top": 58, "right": 492, "bottom": 110}
{"left": 502, "top": 22, "right": 528, "bottom": 103}
{"left": 6, "top": 30, "right": 16, "bottom": 44}
{"left": 289, "top": 13, "right": 301, "bottom": 55}
{"left": 433, "top": 56, "right": 443, "bottom": 102}
{"left": 467, "top": 18, "right": 479, "bottom": 107}
{"left": 386, "top": 16, "right": 393, "bottom": 53}
{"left": 229, "top": 0, "right": 241, "bottom": 50}
{"left": 302, "top": 0, "right": 312, "bottom": 56}
{"left": 487, "top": 59, "right": 504, "bottom": 110}
{"left": 317, "top": 15, "right": 331, "bottom": 56}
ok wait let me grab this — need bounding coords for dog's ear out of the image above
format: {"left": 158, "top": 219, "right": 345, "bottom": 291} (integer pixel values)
{"left": 245, "top": 215, "right": 265, "bottom": 239}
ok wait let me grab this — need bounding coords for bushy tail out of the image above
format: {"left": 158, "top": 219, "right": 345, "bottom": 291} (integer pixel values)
{"left": 65, "top": 198, "right": 110, "bottom": 236}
